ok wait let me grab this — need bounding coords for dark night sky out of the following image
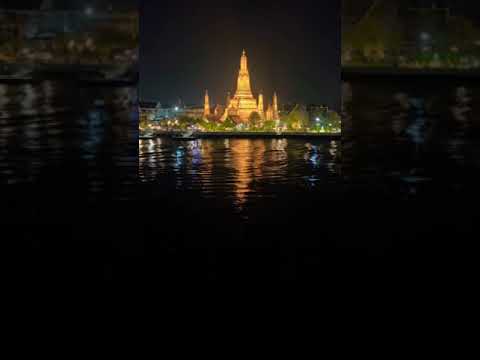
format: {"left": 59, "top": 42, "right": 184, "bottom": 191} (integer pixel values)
{"left": 140, "top": 0, "right": 341, "bottom": 110}
{"left": 0, "top": 0, "right": 138, "bottom": 10}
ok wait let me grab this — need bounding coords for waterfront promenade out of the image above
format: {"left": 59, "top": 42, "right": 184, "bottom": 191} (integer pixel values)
{"left": 141, "top": 131, "right": 341, "bottom": 139}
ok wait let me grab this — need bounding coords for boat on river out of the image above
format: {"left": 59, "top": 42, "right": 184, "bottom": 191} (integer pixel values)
{"left": 171, "top": 129, "right": 198, "bottom": 141}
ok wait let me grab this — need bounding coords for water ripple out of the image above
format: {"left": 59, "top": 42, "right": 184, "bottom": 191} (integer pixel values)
{"left": 139, "top": 137, "right": 341, "bottom": 209}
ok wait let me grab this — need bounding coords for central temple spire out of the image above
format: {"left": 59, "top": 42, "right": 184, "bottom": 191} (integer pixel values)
{"left": 219, "top": 49, "right": 278, "bottom": 123}
{"left": 236, "top": 50, "right": 253, "bottom": 97}
{"left": 240, "top": 49, "right": 248, "bottom": 72}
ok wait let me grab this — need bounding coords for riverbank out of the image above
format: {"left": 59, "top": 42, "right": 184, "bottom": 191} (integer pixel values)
{"left": 140, "top": 131, "right": 341, "bottom": 139}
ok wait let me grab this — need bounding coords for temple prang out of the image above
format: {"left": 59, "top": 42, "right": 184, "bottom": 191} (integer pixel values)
{"left": 209, "top": 50, "right": 279, "bottom": 123}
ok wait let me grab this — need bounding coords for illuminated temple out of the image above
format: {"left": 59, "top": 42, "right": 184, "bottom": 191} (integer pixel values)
{"left": 204, "top": 50, "right": 279, "bottom": 123}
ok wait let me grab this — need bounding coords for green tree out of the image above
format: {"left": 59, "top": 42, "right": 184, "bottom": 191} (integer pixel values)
{"left": 282, "top": 106, "right": 309, "bottom": 130}
{"left": 176, "top": 115, "right": 195, "bottom": 130}
{"left": 198, "top": 118, "right": 221, "bottom": 132}
{"left": 223, "top": 117, "right": 236, "bottom": 130}
{"left": 262, "top": 120, "right": 276, "bottom": 131}
{"left": 325, "top": 111, "right": 341, "bottom": 132}
{"left": 248, "top": 112, "right": 262, "bottom": 128}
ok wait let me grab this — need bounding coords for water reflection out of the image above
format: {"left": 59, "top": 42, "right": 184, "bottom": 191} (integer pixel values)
{"left": 0, "top": 81, "right": 138, "bottom": 199}
{"left": 342, "top": 76, "right": 479, "bottom": 198}
{"left": 452, "top": 87, "right": 472, "bottom": 126}
{"left": 139, "top": 137, "right": 341, "bottom": 211}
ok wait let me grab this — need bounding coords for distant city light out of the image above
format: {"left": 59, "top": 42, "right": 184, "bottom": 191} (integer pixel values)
{"left": 175, "top": 106, "right": 179, "bottom": 111}
{"left": 316, "top": 117, "right": 320, "bottom": 122}
{"left": 85, "top": 7, "right": 94, "bottom": 16}
{"left": 420, "top": 32, "right": 431, "bottom": 41}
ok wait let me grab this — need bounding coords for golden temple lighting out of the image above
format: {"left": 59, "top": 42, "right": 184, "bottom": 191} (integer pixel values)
{"left": 204, "top": 50, "right": 280, "bottom": 123}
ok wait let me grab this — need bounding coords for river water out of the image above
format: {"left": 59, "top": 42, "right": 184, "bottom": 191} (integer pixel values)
{"left": 139, "top": 137, "right": 341, "bottom": 215}
{"left": 340, "top": 75, "right": 480, "bottom": 279}
{"left": 342, "top": 74, "right": 480, "bottom": 201}
{"left": 1, "top": 81, "right": 138, "bottom": 209}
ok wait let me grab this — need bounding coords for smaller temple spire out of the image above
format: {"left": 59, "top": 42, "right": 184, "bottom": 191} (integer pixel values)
{"left": 204, "top": 89, "right": 210, "bottom": 117}
{"left": 258, "top": 91, "right": 264, "bottom": 115}
{"left": 273, "top": 92, "right": 279, "bottom": 120}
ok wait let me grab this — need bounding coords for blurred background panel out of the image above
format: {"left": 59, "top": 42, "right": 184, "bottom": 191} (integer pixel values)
{"left": 0, "top": 0, "right": 138, "bottom": 70}
{"left": 342, "top": 1, "right": 480, "bottom": 210}
{"left": 0, "top": 0, "right": 139, "bottom": 207}
{"left": 342, "top": 0, "right": 480, "bottom": 70}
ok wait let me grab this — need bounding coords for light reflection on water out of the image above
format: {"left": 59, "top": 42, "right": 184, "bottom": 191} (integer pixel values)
{"left": 342, "top": 77, "right": 480, "bottom": 198}
{"left": 0, "top": 81, "right": 138, "bottom": 199}
{"left": 139, "top": 137, "right": 341, "bottom": 210}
